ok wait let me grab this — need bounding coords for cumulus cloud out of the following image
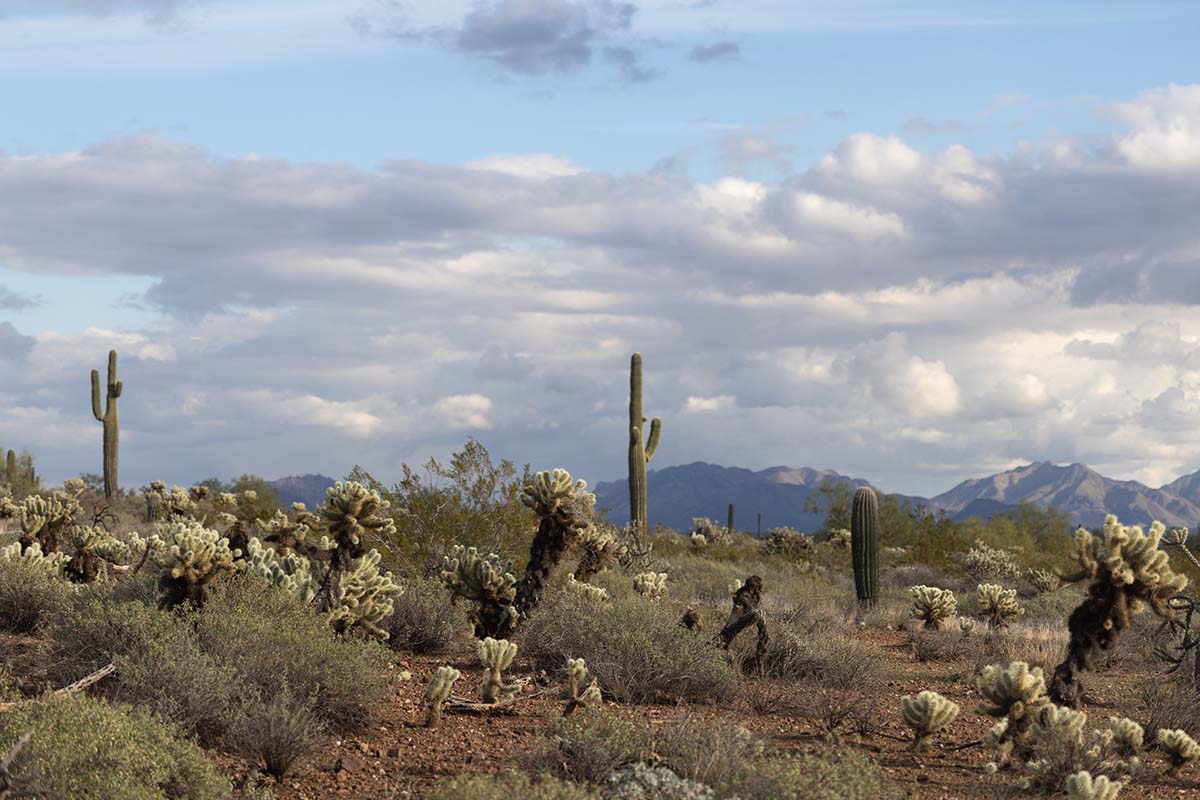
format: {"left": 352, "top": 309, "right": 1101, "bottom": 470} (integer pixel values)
{"left": 9, "top": 83, "right": 1200, "bottom": 493}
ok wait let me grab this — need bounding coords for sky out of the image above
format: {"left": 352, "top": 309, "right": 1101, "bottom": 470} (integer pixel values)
{"left": 2, "top": 0, "right": 1200, "bottom": 496}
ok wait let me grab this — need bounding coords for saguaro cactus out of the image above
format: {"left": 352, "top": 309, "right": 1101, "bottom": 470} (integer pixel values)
{"left": 90, "top": 350, "right": 122, "bottom": 499}
{"left": 727, "top": 503, "right": 735, "bottom": 534}
{"left": 851, "top": 487, "right": 880, "bottom": 607}
{"left": 627, "top": 353, "right": 662, "bottom": 536}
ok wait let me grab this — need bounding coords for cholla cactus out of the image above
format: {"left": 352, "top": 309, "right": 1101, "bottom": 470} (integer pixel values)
{"left": 900, "top": 690, "right": 960, "bottom": 750}
{"left": 424, "top": 666, "right": 461, "bottom": 728}
{"left": 1065, "top": 771, "right": 1122, "bottom": 800}
{"left": 326, "top": 549, "right": 404, "bottom": 640}
{"left": 1029, "top": 567, "right": 1059, "bottom": 594}
{"left": 319, "top": 481, "right": 396, "bottom": 554}
{"left": 764, "top": 526, "right": 811, "bottom": 558}
{"left": 64, "top": 525, "right": 135, "bottom": 583}
{"left": 976, "top": 583, "right": 1025, "bottom": 629}
{"left": 142, "top": 481, "right": 205, "bottom": 522}
{"left": 1098, "top": 717, "right": 1144, "bottom": 760}
{"left": 977, "top": 661, "right": 1050, "bottom": 762}
{"left": 257, "top": 505, "right": 322, "bottom": 553}
{"left": 315, "top": 482, "right": 398, "bottom": 620}
{"left": 521, "top": 469, "right": 594, "bottom": 521}
{"left": 212, "top": 490, "right": 263, "bottom": 553}
{"left": 826, "top": 528, "right": 851, "bottom": 549}
{"left": 689, "top": 532, "right": 709, "bottom": 549}
{"left": 692, "top": 518, "right": 731, "bottom": 547}
{"left": 1156, "top": 728, "right": 1200, "bottom": 776}
{"left": 441, "top": 545, "right": 518, "bottom": 638}
{"left": 564, "top": 657, "right": 601, "bottom": 716}
{"left": 1050, "top": 515, "right": 1189, "bottom": 707}
{"left": 606, "top": 763, "right": 715, "bottom": 800}
{"left": 959, "top": 617, "right": 977, "bottom": 636}
{"left": 964, "top": 539, "right": 1023, "bottom": 580}
{"left": 18, "top": 492, "right": 81, "bottom": 553}
{"left": 910, "top": 585, "right": 957, "bottom": 629}
{"left": 0, "top": 540, "right": 68, "bottom": 575}
{"left": 633, "top": 571, "right": 668, "bottom": 599}
{"left": 1022, "top": 705, "right": 1142, "bottom": 793}
{"left": 477, "top": 637, "right": 518, "bottom": 703}
{"left": 241, "top": 537, "right": 317, "bottom": 603}
{"left": 566, "top": 574, "right": 609, "bottom": 602}
{"left": 148, "top": 518, "right": 238, "bottom": 608}
{"left": 574, "top": 524, "right": 626, "bottom": 581}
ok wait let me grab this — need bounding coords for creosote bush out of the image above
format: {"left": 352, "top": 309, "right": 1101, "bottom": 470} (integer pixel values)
{"left": 522, "top": 593, "right": 737, "bottom": 704}
{"left": 0, "top": 694, "right": 231, "bottom": 800}
{"left": 429, "top": 771, "right": 598, "bottom": 800}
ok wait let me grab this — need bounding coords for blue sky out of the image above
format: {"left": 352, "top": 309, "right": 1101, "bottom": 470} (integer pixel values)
{"left": 3, "top": 0, "right": 1200, "bottom": 495}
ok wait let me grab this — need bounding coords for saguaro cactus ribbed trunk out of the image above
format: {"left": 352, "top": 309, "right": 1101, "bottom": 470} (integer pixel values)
{"left": 91, "top": 350, "right": 122, "bottom": 500}
{"left": 727, "top": 503, "right": 735, "bottom": 534}
{"left": 851, "top": 487, "right": 880, "bottom": 607}
{"left": 627, "top": 353, "right": 662, "bottom": 536}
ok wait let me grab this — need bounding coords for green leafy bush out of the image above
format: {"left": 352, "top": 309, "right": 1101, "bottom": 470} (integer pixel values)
{"left": 428, "top": 771, "right": 598, "bottom": 800}
{"left": 522, "top": 594, "right": 736, "bottom": 704}
{"left": 0, "top": 694, "right": 231, "bottom": 800}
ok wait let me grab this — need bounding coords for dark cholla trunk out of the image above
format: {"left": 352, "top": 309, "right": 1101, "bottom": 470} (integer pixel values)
{"left": 1049, "top": 582, "right": 1130, "bottom": 708}
{"left": 64, "top": 553, "right": 103, "bottom": 584}
{"left": 717, "top": 575, "right": 769, "bottom": 673}
{"left": 514, "top": 515, "right": 573, "bottom": 619}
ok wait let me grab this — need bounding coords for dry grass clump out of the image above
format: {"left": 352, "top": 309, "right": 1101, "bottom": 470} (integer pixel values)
{"left": 528, "top": 708, "right": 651, "bottom": 783}
{"left": 385, "top": 575, "right": 470, "bottom": 654}
{"left": 522, "top": 593, "right": 737, "bottom": 704}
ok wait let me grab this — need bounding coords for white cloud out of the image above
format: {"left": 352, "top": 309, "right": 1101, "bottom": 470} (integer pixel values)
{"left": 435, "top": 393, "right": 494, "bottom": 430}
{"left": 684, "top": 395, "right": 735, "bottom": 412}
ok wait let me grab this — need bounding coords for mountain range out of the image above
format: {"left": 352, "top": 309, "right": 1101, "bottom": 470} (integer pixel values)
{"left": 268, "top": 460, "right": 1200, "bottom": 534}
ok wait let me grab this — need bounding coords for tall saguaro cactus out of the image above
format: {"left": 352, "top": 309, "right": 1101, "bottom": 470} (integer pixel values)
{"left": 851, "top": 487, "right": 880, "bottom": 607}
{"left": 627, "top": 353, "right": 662, "bottom": 536}
{"left": 91, "top": 350, "right": 122, "bottom": 500}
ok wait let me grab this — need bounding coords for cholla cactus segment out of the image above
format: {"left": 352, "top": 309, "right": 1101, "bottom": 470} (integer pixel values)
{"left": 1040, "top": 704, "right": 1088, "bottom": 742}
{"left": 1156, "top": 728, "right": 1200, "bottom": 774}
{"left": 521, "top": 468, "right": 596, "bottom": 525}
{"left": 977, "top": 661, "right": 1049, "bottom": 722}
{"left": 1060, "top": 516, "right": 1187, "bottom": 607}
{"left": 566, "top": 575, "right": 609, "bottom": 602}
{"left": 148, "top": 518, "right": 238, "bottom": 607}
{"left": 424, "top": 666, "right": 461, "bottom": 728}
{"left": 319, "top": 481, "right": 396, "bottom": 550}
{"left": 18, "top": 491, "right": 81, "bottom": 551}
{"left": 1065, "top": 771, "right": 1122, "bottom": 800}
{"left": 900, "top": 691, "right": 960, "bottom": 750}
{"left": 0, "top": 492, "right": 17, "bottom": 520}
{"left": 633, "top": 571, "right": 668, "bottom": 599}
{"left": 478, "top": 637, "right": 519, "bottom": 703}
{"left": 1028, "top": 567, "right": 1059, "bottom": 594}
{"left": 71, "top": 526, "right": 132, "bottom": 565}
{"left": 689, "top": 532, "right": 708, "bottom": 549}
{"left": 959, "top": 617, "right": 976, "bottom": 636}
{"left": 977, "top": 583, "right": 1025, "bottom": 628}
{"left": 0, "top": 540, "right": 68, "bottom": 575}
{"left": 326, "top": 549, "right": 404, "bottom": 640}
{"left": 910, "top": 585, "right": 957, "bottom": 629}
{"left": 143, "top": 482, "right": 204, "bottom": 521}
{"left": 257, "top": 508, "right": 321, "bottom": 552}
{"left": 441, "top": 545, "right": 517, "bottom": 604}
{"left": 964, "top": 539, "right": 1023, "bottom": 580}
{"left": 564, "top": 657, "right": 601, "bottom": 715}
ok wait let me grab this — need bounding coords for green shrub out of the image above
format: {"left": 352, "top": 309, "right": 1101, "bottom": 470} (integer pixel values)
{"left": 724, "top": 752, "right": 886, "bottom": 800}
{"left": 522, "top": 594, "right": 736, "bottom": 704}
{"left": 428, "top": 771, "right": 598, "bottom": 800}
{"left": 229, "top": 685, "right": 324, "bottom": 778}
{"left": 530, "top": 709, "right": 651, "bottom": 783}
{"left": 0, "top": 557, "right": 73, "bottom": 633}
{"left": 0, "top": 694, "right": 231, "bottom": 800}
{"left": 195, "top": 576, "right": 392, "bottom": 731}
{"left": 385, "top": 576, "right": 470, "bottom": 653}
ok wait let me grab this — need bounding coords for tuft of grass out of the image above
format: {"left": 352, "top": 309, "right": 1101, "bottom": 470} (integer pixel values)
{"left": 0, "top": 557, "right": 73, "bottom": 633}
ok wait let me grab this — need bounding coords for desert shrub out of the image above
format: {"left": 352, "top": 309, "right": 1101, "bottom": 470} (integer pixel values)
{"left": 386, "top": 575, "right": 470, "bottom": 653}
{"left": 229, "top": 685, "right": 324, "bottom": 777}
{"left": 907, "top": 629, "right": 963, "bottom": 663}
{"left": 530, "top": 709, "right": 651, "bottom": 783}
{"left": 884, "top": 563, "right": 951, "bottom": 590}
{"left": 522, "top": 594, "right": 736, "bottom": 704}
{"left": 195, "top": 576, "right": 392, "bottom": 732}
{"left": 0, "top": 694, "right": 231, "bottom": 800}
{"left": 0, "top": 556, "right": 73, "bottom": 632}
{"left": 606, "top": 763, "right": 714, "bottom": 799}
{"left": 654, "top": 714, "right": 763, "bottom": 789}
{"left": 723, "top": 751, "right": 885, "bottom": 800}
{"left": 428, "top": 771, "right": 598, "bottom": 800}
{"left": 1140, "top": 681, "right": 1200, "bottom": 739}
